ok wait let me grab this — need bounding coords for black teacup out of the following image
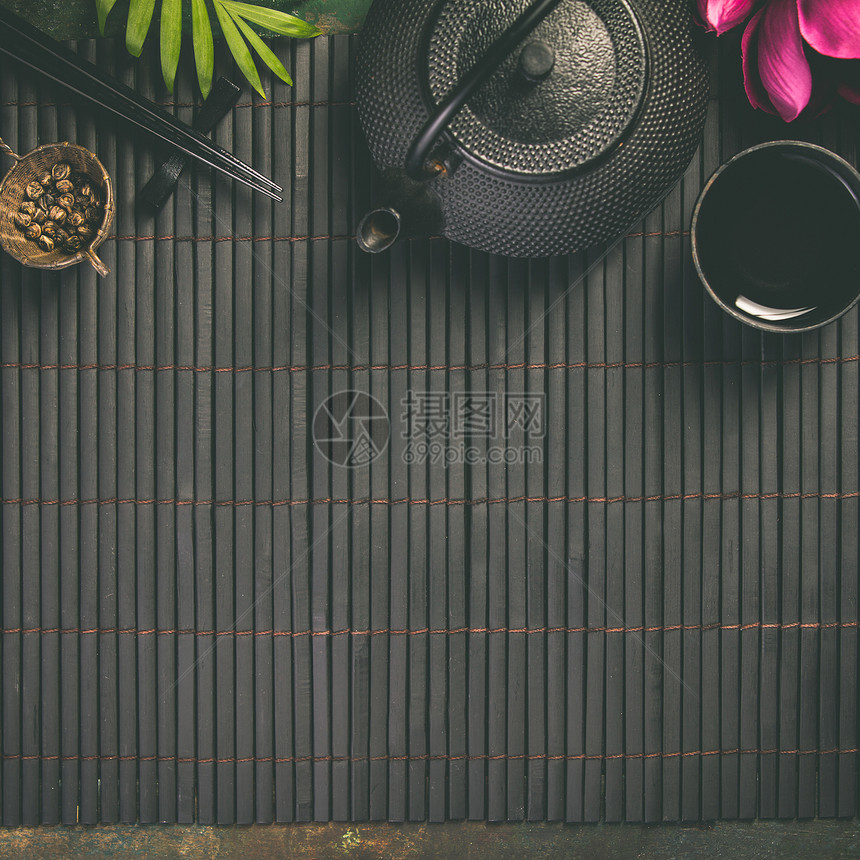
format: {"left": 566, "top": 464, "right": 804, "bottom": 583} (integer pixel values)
{"left": 691, "top": 141, "right": 860, "bottom": 333}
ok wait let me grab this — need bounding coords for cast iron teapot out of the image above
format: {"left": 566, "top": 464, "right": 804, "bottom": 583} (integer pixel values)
{"left": 355, "top": 0, "right": 709, "bottom": 258}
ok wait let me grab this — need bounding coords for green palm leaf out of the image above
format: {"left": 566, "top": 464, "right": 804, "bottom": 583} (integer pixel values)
{"left": 96, "top": 0, "right": 119, "bottom": 35}
{"left": 212, "top": 0, "right": 264, "bottom": 98}
{"left": 160, "top": 0, "right": 183, "bottom": 93}
{"left": 190, "top": 0, "right": 215, "bottom": 98}
{"left": 229, "top": 10, "right": 294, "bottom": 87}
{"left": 126, "top": 0, "right": 157, "bottom": 57}
{"left": 95, "top": 0, "right": 317, "bottom": 98}
{"left": 219, "top": 1, "right": 321, "bottom": 38}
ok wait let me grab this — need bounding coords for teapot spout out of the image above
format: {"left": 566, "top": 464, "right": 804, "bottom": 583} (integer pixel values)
{"left": 356, "top": 169, "right": 445, "bottom": 254}
{"left": 357, "top": 207, "right": 403, "bottom": 254}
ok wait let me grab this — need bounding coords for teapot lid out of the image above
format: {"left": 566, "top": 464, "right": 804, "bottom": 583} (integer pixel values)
{"left": 425, "top": 0, "right": 648, "bottom": 177}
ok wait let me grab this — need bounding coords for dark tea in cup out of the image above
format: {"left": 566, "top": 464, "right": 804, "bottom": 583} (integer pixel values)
{"left": 692, "top": 141, "right": 860, "bottom": 333}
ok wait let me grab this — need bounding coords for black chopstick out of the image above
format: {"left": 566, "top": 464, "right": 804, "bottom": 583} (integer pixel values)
{"left": 0, "top": 7, "right": 283, "bottom": 201}
{"left": 140, "top": 77, "right": 242, "bottom": 208}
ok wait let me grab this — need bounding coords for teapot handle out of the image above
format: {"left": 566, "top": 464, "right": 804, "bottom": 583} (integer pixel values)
{"left": 405, "top": 0, "right": 564, "bottom": 180}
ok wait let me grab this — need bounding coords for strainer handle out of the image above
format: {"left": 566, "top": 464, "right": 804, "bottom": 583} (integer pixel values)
{"left": 0, "top": 136, "right": 20, "bottom": 161}
{"left": 84, "top": 248, "right": 110, "bottom": 278}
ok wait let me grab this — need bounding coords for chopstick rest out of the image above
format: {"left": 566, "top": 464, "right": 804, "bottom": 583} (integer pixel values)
{"left": 140, "top": 78, "right": 242, "bottom": 209}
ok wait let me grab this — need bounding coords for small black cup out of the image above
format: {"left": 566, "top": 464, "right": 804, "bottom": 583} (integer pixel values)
{"left": 691, "top": 141, "right": 860, "bottom": 333}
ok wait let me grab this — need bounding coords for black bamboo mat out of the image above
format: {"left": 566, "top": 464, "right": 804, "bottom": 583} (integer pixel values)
{"left": 1, "top": 34, "right": 859, "bottom": 825}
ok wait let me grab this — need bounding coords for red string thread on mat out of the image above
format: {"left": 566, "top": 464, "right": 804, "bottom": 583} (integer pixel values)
{"left": 1, "top": 621, "right": 856, "bottom": 637}
{"left": 2, "top": 749, "right": 857, "bottom": 764}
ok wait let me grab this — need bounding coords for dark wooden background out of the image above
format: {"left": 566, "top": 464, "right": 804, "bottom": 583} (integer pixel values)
{"left": 1, "top": 33, "right": 859, "bottom": 825}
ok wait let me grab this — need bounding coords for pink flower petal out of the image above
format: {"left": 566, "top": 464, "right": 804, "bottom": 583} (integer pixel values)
{"left": 798, "top": 0, "right": 860, "bottom": 60}
{"left": 743, "top": 9, "right": 779, "bottom": 114}
{"left": 754, "top": 0, "right": 814, "bottom": 121}
{"left": 697, "top": 0, "right": 759, "bottom": 35}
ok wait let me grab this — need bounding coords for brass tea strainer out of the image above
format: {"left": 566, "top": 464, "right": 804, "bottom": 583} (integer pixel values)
{"left": 0, "top": 136, "right": 114, "bottom": 277}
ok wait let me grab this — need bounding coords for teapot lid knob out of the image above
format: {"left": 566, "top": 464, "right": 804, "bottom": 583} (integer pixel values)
{"left": 421, "top": 0, "right": 649, "bottom": 177}
{"left": 518, "top": 41, "right": 555, "bottom": 83}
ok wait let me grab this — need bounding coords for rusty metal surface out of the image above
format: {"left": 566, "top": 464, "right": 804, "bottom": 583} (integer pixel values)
{"left": 2, "top": 822, "right": 860, "bottom": 859}
{"left": 0, "top": 0, "right": 370, "bottom": 38}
